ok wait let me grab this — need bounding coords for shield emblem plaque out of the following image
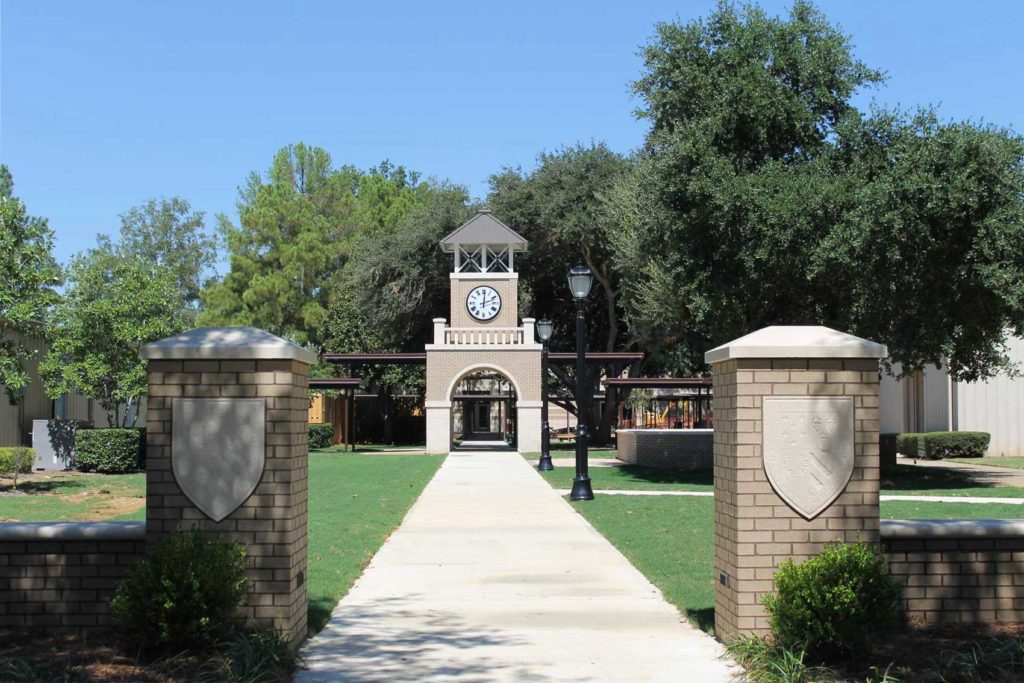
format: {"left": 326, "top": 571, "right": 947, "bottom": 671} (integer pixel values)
{"left": 172, "top": 398, "right": 266, "bottom": 522}
{"left": 762, "top": 397, "right": 854, "bottom": 520}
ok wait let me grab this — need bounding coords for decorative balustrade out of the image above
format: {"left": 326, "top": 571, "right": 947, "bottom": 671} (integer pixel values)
{"left": 444, "top": 327, "right": 524, "bottom": 346}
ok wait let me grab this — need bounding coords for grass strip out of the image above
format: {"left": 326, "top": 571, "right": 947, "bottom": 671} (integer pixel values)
{"left": 306, "top": 451, "right": 444, "bottom": 634}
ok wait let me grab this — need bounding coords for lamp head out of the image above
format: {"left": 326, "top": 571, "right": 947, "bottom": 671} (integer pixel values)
{"left": 567, "top": 265, "right": 594, "bottom": 300}
{"left": 536, "top": 318, "right": 554, "bottom": 342}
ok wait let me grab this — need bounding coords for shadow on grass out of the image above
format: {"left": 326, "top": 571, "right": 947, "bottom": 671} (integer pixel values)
{"left": 308, "top": 596, "right": 337, "bottom": 635}
{"left": 4, "top": 478, "right": 87, "bottom": 495}
{"left": 881, "top": 463, "right": 993, "bottom": 491}
{"left": 617, "top": 465, "right": 714, "bottom": 487}
{"left": 686, "top": 607, "right": 715, "bottom": 634}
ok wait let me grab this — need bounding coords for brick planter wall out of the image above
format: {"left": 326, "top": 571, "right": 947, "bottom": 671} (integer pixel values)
{"left": 882, "top": 520, "right": 1024, "bottom": 626}
{"left": 616, "top": 429, "right": 713, "bottom": 470}
{"left": 0, "top": 522, "right": 144, "bottom": 630}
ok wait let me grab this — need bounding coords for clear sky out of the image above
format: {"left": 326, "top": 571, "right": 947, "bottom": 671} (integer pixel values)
{"left": 2, "top": 1, "right": 1022, "bottom": 270}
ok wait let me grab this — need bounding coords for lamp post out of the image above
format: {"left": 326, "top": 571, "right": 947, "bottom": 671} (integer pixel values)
{"left": 536, "top": 318, "right": 554, "bottom": 471}
{"left": 567, "top": 265, "right": 595, "bottom": 501}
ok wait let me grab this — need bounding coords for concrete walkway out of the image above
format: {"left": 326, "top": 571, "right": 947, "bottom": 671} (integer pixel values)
{"left": 898, "top": 455, "right": 1024, "bottom": 488}
{"left": 298, "top": 451, "right": 735, "bottom": 682}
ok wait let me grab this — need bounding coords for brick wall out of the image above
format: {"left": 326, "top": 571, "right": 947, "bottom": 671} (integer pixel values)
{"left": 617, "top": 429, "right": 713, "bottom": 470}
{"left": 882, "top": 521, "right": 1024, "bottom": 626}
{"left": 145, "top": 358, "right": 309, "bottom": 646}
{"left": 449, "top": 274, "right": 519, "bottom": 329}
{"left": 0, "top": 522, "right": 144, "bottom": 630}
{"left": 712, "top": 357, "right": 881, "bottom": 639}
{"left": 425, "top": 349, "right": 541, "bottom": 402}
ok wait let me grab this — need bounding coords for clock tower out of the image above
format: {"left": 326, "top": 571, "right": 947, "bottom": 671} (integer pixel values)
{"left": 424, "top": 210, "right": 542, "bottom": 453}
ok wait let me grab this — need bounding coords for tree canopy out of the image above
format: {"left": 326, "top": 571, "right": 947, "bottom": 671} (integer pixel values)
{"left": 614, "top": 0, "right": 1024, "bottom": 380}
{"left": 0, "top": 165, "right": 62, "bottom": 405}
{"left": 40, "top": 246, "right": 185, "bottom": 426}
{"left": 101, "top": 197, "right": 218, "bottom": 321}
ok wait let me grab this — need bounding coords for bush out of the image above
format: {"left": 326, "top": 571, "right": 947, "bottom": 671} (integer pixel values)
{"left": 762, "top": 542, "right": 902, "bottom": 660}
{"left": 308, "top": 422, "right": 333, "bottom": 450}
{"left": 922, "top": 431, "right": 990, "bottom": 459}
{"left": 0, "top": 447, "right": 35, "bottom": 488}
{"left": 111, "top": 529, "right": 248, "bottom": 650}
{"left": 896, "top": 432, "right": 924, "bottom": 458}
{"left": 75, "top": 428, "right": 143, "bottom": 473}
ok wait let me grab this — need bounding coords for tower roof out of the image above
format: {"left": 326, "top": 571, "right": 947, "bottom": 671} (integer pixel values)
{"left": 440, "top": 210, "right": 528, "bottom": 252}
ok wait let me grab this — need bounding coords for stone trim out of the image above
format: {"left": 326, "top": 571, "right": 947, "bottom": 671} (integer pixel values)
{"left": 882, "top": 519, "right": 1024, "bottom": 539}
{"left": 0, "top": 521, "right": 145, "bottom": 541}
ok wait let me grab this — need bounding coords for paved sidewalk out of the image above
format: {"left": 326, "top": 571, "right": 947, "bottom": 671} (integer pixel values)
{"left": 898, "top": 456, "right": 1024, "bottom": 488}
{"left": 298, "top": 451, "right": 735, "bottom": 682}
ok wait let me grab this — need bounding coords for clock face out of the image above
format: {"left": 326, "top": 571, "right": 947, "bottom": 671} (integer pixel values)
{"left": 467, "top": 285, "right": 501, "bottom": 321}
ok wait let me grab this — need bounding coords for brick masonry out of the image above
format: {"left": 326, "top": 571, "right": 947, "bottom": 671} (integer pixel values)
{"left": 145, "top": 357, "right": 309, "bottom": 646}
{"left": 883, "top": 534, "right": 1024, "bottom": 626}
{"left": 616, "top": 429, "right": 713, "bottom": 470}
{"left": 0, "top": 530, "right": 144, "bottom": 630}
{"left": 712, "top": 357, "right": 881, "bottom": 639}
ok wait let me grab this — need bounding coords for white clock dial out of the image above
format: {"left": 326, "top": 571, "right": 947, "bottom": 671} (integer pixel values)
{"left": 467, "top": 286, "right": 501, "bottom": 321}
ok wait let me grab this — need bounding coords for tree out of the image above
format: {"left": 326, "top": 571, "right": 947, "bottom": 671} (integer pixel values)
{"left": 616, "top": 0, "right": 1024, "bottom": 380}
{"left": 489, "top": 144, "right": 633, "bottom": 443}
{"left": 0, "top": 165, "right": 62, "bottom": 405}
{"left": 198, "top": 145, "right": 433, "bottom": 347}
{"left": 101, "top": 197, "right": 218, "bottom": 321}
{"left": 40, "top": 247, "right": 185, "bottom": 427}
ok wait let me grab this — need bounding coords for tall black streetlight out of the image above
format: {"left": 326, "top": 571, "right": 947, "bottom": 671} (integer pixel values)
{"left": 567, "top": 265, "right": 595, "bottom": 501}
{"left": 536, "top": 318, "right": 554, "bottom": 471}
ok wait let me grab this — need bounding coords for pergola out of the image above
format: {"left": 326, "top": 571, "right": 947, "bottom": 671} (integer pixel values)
{"left": 603, "top": 377, "right": 713, "bottom": 429}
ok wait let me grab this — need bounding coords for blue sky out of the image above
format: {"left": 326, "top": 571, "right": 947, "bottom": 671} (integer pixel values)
{"left": 3, "top": 1, "right": 1022, "bottom": 271}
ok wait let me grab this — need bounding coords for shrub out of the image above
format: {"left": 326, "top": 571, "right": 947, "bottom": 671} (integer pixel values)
{"left": 75, "top": 428, "right": 143, "bottom": 473}
{"left": 111, "top": 529, "right": 248, "bottom": 650}
{"left": 308, "top": 422, "right": 333, "bottom": 450}
{"left": 922, "top": 431, "right": 990, "bottom": 459}
{"left": 0, "top": 447, "right": 35, "bottom": 488}
{"left": 896, "top": 432, "right": 924, "bottom": 458}
{"left": 762, "top": 542, "right": 902, "bottom": 660}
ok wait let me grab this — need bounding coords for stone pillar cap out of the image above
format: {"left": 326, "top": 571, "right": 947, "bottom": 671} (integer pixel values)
{"left": 141, "top": 326, "right": 318, "bottom": 365}
{"left": 705, "top": 325, "right": 887, "bottom": 364}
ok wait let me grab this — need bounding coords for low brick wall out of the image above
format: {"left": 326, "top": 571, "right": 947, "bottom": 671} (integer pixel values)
{"left": 0, "top": 522, "right": 145, "bottom": 630}
{"left": 882, "top": 520, "right": 1024, "bottom": 627}
{"left": 616, "top": 429, "right": 713, "bottom": 470}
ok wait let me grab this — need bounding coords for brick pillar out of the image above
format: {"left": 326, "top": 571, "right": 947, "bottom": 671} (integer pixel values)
{"left": 141, "top": 327, "right": 317, "bottom": 647}
{"left": 706, "top": 326, "right": 887, "bottom": 640}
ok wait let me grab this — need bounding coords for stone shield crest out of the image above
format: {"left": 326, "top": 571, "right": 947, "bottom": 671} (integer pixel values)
{"left": 171, "top": 398, "right": 266, "bottom": 522}
{"left": 762, "top": 397, "right": 854, "bottom": 520}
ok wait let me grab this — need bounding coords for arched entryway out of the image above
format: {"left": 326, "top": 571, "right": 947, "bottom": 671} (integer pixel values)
{"left": 448, "top": 367, "right": 518, "bottom": 450}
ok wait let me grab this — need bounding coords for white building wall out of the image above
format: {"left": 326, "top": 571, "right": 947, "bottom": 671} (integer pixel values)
{"left": 956, "top": 335, "right": 1024, "bottom": 457}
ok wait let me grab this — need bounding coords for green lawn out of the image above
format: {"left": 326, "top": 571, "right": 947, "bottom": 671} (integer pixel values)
{"left": 538, "top": 463, "right": 712, "bottom": 491}
{"left": 0, "top": 471, "right": 145, "bottom": 521}
{"left": 880, "top": 463, "right": 1024, "bottom": 498}
{"left": 306, "top": 451, "right": 443, "bottom": 633}
{"left": 567, "top": 490, "right": 1024, "bottom": 638}
{"left": 948, "top": 456, "right": 1024, "bottom": 469}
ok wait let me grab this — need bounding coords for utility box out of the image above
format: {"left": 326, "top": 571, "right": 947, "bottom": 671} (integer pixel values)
{"left": 31, "top": 419, "right": 90, "bottom": 470}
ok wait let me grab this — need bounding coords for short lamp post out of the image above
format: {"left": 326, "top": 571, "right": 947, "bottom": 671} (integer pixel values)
{"left": 536, "top": 318, "right": 554, "bottom": 471}
{"left": 567, "top": 265, "right": 595, "bottom": 501}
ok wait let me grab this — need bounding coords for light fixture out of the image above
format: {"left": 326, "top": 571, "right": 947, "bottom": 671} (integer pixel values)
{"left": 536, "top": 318, "right": 554, "bottom": 342}
{"left": 567, "top": 265, "right": 594, "bottom": 300}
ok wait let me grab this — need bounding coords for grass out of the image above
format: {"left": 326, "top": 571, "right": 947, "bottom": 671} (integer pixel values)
{"left": 948, "top": 456, "right": 1024, "bottom": 470}
{"left": 881, "top": 500, "right": 1024, "bottom": 519}
{"left": 539, "top": 463, "right": 712, "bottom": 491}
{"left": 880, "top": 463, "right": 1024, "bottom": 498}
{"left": 0, "top": 471, "right": 145, "bottom": 521}
{"left": 306, "top": 450, "right": 443, "bottom": 634}
{"left": 570, "top": 495, "right": 717, "bottom": 633}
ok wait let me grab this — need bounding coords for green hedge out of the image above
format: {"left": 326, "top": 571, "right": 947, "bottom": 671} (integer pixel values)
{"left": 76, "top": 428, "right": 144, "bottom": 473}
{"left": 0, "top": 447, "right": 34, "bottom": 475}
{"left": 896, "top": 433, "right": 924, "bottom": 458}
{"left": 308, "top": 423, "right": 333, "bottom": 450}
{"left": 896, "top": 431, "right": 990, "bottom": 459}
{"left": 922, "top": 431, "right": 990, "bottom": 459}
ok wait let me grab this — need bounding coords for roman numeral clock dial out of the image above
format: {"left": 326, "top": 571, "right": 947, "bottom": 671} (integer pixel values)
{"left": 466, "top": 285, "right": 501, "bottom": 322}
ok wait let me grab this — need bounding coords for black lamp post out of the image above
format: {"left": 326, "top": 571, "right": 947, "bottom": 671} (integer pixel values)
{"left": 536, "top": 318, "right": 554, "bottom": 471}
{"left": 567, "top": 265, "right": 595, "bottom": 501}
